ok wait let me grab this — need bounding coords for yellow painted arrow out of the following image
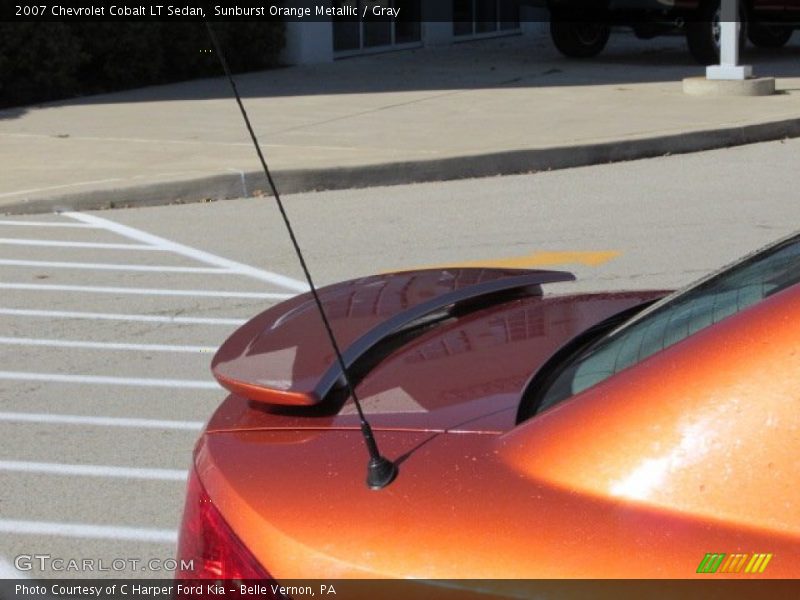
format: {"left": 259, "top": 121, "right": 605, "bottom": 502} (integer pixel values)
{"left": 393, "top": 250, "right": 620, "bottom": 272}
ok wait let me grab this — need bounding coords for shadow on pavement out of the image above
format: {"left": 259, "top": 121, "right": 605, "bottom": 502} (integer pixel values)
{"left": 4, "top": 33, "right": 799, "bottom": 117}
{"left": 0, "top": 106, "right": 28, "bottom": 120}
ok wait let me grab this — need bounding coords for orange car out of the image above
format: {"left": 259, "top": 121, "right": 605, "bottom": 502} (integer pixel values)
{"left": 176, "top": 233, "right": 800, "bottom": 588}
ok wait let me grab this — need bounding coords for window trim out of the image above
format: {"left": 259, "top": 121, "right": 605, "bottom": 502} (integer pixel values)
{"left": 517, "top": 230, "right": 800, "bottom": 422}
{"left": 516, "top": 299, "right": 659, "bottom": 423}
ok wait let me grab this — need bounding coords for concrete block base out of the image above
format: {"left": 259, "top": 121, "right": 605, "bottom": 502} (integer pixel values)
{"left": 706, "top": 65, "right": 753, "bottom": 80}
{"left": 683, "top": 76, "right": 776, "bottom": 97}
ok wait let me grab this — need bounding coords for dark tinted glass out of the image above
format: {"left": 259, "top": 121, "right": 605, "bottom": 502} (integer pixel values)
{"left": 364, "top": 0, "right": 393, "bottom": 48}
{"left": 533, "top": 234, "right": 800, "bottom": 415}
{"left": 453, "top": 0, "right": 474, "bottom": 36}
{"left": 499, "top": 0, "right": 520, "bottom": 29}
{"left": 475, "top": 0, "right": 498, "bottom": 33}
{"left": 333, "top": 0, "right": 360, "bottom": 51}
{"left": 396, "top": 0, "right": 422, "bottom": 44}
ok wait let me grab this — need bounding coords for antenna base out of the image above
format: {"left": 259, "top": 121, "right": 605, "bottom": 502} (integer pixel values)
{"left": 366, "top": 456, "right": 398, "bottom": 490}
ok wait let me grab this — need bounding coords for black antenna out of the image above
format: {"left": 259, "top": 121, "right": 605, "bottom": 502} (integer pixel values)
{"left": 205, "top": 22, "right": 397, "bottom": 490}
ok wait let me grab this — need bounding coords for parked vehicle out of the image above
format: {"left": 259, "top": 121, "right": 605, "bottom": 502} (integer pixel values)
{"left": 545, "top": 0, "right": 800, "bottom": 64}
{"left": 177, "top": 233, "right": 800, "bottom": 584}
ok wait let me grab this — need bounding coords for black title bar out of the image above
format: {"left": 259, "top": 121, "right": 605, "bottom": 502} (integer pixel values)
{"left": 4, "top": 1, "right": 440, "bottom": 22}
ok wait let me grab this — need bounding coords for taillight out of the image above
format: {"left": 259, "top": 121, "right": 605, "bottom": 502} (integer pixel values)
{"left": 176, "top": 466, "right": 272, "bottom": 581}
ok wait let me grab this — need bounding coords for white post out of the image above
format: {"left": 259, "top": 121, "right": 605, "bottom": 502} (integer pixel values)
{"left": 706, "top": 0, "right": 752, "bottom": 79}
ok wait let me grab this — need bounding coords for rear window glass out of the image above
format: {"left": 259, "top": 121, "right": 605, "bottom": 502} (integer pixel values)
{"left": 533, "top": 234, "right": 800, "bottom": 415}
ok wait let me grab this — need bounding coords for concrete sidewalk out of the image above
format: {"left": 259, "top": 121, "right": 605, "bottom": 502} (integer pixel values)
{"left": 2, "top": 33, "right": 800, "bottom": 214}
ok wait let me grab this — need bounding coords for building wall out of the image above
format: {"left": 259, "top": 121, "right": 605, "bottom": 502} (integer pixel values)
{"left": 280, "top": 2, "right": 550, "bottom": 65}
{"left": 283, "top": 20, "right": 334, "bottom": 64}
{"left": 281, "top": 0, "right": 334, "bottom": 64}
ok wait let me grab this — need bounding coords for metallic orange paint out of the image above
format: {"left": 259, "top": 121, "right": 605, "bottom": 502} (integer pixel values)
{"left": 180, "top": 270, "right": 800, "bottom": 583}
{"left": 501, "top": 281, "right": 800, "bottom": 539}
{"left": 211, "top": 268, "right": 573, "bottom": 406}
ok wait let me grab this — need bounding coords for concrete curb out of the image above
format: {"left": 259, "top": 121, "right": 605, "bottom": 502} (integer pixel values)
{"left": 683, "top": 76, "right": 777, "bottom": 97}
{"left": 3, "top": 116, "right": 800, "bottom": 215}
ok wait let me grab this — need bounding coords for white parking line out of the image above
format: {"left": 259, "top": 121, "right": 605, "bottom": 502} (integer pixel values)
{"left": 0, "top": 519, "right": 177, "bottom": 543}
{"left": 0, "top": 371, "right": 219, "bottom": 389}
{"left": 0, "top": 282, "right": 293, "bottom": 299}
{"left": 0, "top": 460, "right": 188, "bottom": 482}
{"left": 0, "top": 337, "right": 216, "bottom": 353}
{"left": 0, "top": 220, "right": 98, "bottom": 228}
{"left": 0, "top": 238, "right": 159, "bottom": 250}
{"left": 64, "top": 211, "right": 310, "bottom": 293}
{"left": 0, "top": 308, "right": 247, "bottom": 326}
{"left": 0, "top": 411, "right": 204, "bottom": 430}
{"left": 0, "top": 258, "right": 233, "bottom": 274}
{"left": 0, "top": 460, "right": 187, "bottom": 481}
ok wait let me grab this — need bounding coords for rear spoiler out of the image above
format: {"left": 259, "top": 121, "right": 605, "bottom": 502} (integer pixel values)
{"left": 212, "top": 268, "right": 574, "bottom": 406}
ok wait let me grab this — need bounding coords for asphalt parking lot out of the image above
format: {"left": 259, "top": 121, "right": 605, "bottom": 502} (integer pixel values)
{"left": 1, "top": 135, "right": 799, "bottom": 579}
{"left": 0, "top": 211, "right": 306, "bottom": 578}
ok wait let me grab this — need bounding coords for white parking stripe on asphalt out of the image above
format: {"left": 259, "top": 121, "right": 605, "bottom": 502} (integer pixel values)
{"left": 64, "top": 211, "right": 310, "bottom": 293}
{"left": 0, "top": 219, "right": 98, "bottom": 228}
{"left": 0, "top": 212, "right": 299, "bottom": 557}
{"left": 0, "top": 308, "right": 247, "bottom": 326}
{"left": 0, "top": 519, "right": 177, "bottom": 543}
{"left": 0, "top": 337, "right": 216, "bottom": 354}
{"left": 0, "top": 412, "right": 204, "bottom": 430}
{"left": 0, "top": 282, "right": 294, "bottom": 299}
{"left": 0, "top": 238, "right": 159, "bottom": 250}
{"left": 0, "top": 371, "right": 219, "bottom": 389}
{"left": 0, "top": 258, "right": 233, "bottom": 274}
{"left": 0, "top": 460, "right": 187, "bottom": 481}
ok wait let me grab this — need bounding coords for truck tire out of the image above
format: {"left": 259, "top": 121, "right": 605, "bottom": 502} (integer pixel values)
{"left": 748, "top": 23, "right": 793, "bottom": 47}
{"left": 686, "top": 0, "right": 746, "bottom": 65}
{"left": 550, "top": 18, "right": 610, "bottom": 58}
